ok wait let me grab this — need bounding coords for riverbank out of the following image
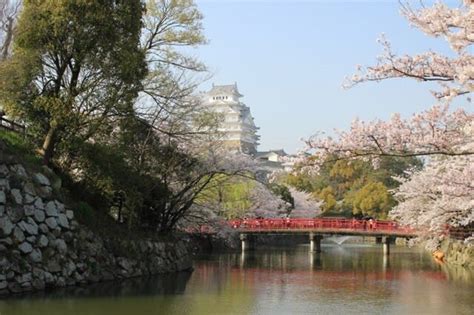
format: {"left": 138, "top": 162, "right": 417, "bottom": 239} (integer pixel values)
{"left": 439, "top": 239, "right": 474, "bottom": 269}
{"left": 0, "top": 157, "right": 192, "bottom": 296}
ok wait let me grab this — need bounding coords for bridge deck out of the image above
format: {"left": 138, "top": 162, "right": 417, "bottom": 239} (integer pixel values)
{"left": 228, "top": 218, "right": 417, "bottom": 238}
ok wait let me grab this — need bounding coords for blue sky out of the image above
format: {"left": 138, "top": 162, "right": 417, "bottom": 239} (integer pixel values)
{"left": 194, "top": 0, "right": 459, "bottom": 153}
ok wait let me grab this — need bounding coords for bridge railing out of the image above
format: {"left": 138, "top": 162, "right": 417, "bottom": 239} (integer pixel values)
{"left": 228, "top": 218, "right": 415, "bottom": 234}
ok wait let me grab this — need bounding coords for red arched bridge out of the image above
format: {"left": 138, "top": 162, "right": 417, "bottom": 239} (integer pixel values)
{"left": 226, "top": 218, "right": 418, "bottom": 255}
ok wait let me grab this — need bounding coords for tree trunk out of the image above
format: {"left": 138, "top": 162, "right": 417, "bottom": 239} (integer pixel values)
{"left": 0, "top": 17, "right": 14, "bottom": 61}
{"left": 41, "top": 125, "right": 57, "bottom": 166}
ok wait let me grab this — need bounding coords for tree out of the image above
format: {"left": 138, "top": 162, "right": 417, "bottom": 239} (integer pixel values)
{"left": 0, "top": 0, "right": 147, "bottom": 165}
{"left": 303, "top": 2, "right": 472, "bottom": 167}
{"left": 390, "top": 152, "right": 474, "bottom": 249}
{"left": 0, "top": 0, "right": 20, "bottom": 61}
{"left": 136, "top": 0, "right": 207, "bottom": 142}
{"left": 304, "top": 104, "right": 472, "bottom": 170}
{"left": 286, "top": 156, "right": 418, "bottom": 218}
{"left": 287, "top": 187, "right": 322, "bottom": 218}
{"left": 269, "top": 183, "right": 294, "bottom": 212}
{"left": 300, "top": 1, "right": 473, "bottom": 245}
{"left": 141, "top": 146, "right": 265, "bottom": 233}
{"left": 318, "top": 187, "right": 337, "bottom": 212}
{"left": 344, "top": 2, "right": 473, "bottom": 101}
{"left": 347, "top": 181, "right": 394, "bottom": 219}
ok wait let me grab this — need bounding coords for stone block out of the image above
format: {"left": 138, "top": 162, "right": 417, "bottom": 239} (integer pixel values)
{"left": 34, "top": 198, "right": 45, "bottom": 210}
{"left": 13, "top": 226, "right": 25, "bottom": 242}
{"left": 57, "top": 214, "right": 69, "bottom": 229}
{"left": 29, "top": 249, "right": 42, "bottom": 263}
{"left": 0, "top": 164, "right": 9, "bottom": 176}
{"left": 10, "top": 189, "right": 23, "bottom": 205}
{"left": 45, "top": 217, "right": 58, "bottom": 230}
{"left": 0, "top": 216, "right": 13, "bottom": 236}
{"left": 65, "top": 210, "right": 74, "bottom": 220}
{"left": 45, "top": 201, "right": 58, "bottom": 217}
{"left": 7, "top": 206, "right": 24, "bottom": 223}
{"left": 24, "top": 194, "right": 35, "bottom": 204}
{"left": 18, "top": 218, "right": 38, "bottom": 236}
{"left": 54, "top": 239, "right": 67, "bottom": 254}
{"left": 33, "top": 173, "right": 50, "bottom": 187}
{"left": 34, "top": 209, "right": 45, "bottom": 223}
{"left": 24, "top": 205, "right": 35, "bottom": 216}
{"left": 0, "top": 191, "right": 5, "bottom": 204}
{"left": 11, "top": 164, "right": 27, "bottom": 178}
{"left": 18, "top": 242, "right": 33, "bottom": 254}
{"left": 55, "top": 201, "right": 65, "bottom": 213}
{"left": 23, "top": 182, "right": 36, "bottom": 196}
{"left": 38, "top": 235, "right": 48, "bottom": 248}
{"left": 38, "top": 223, "right": 48, "bottom": 234}
{"left": 0, "top": 179, "right": 10, "bottom": 191}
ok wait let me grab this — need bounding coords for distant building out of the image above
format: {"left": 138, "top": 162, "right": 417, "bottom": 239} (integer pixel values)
{"left": 255, "top": 149, "right": 296, "bottom": 173}
{"left": 255, "top": 149, "right": 287, "bottom": 163}
{"left": 200, "top": 83, "right": 260, "bottom": 154}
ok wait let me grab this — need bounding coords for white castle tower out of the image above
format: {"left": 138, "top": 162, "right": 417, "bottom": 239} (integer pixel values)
{"left": 201, "top": 83, "right": 260, "bottom": 154}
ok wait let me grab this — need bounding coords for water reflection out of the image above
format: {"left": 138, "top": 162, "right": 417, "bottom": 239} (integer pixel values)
{"left": 5, "top": 272, "right": 193, "bottom": 301}
{"left": 1, "top": 245, "right": 473, "bottom": 315}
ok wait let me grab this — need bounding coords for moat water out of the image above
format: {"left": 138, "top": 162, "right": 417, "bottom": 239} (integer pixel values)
{"left": 1, "top": 244, "right": 473, "bottom": 315}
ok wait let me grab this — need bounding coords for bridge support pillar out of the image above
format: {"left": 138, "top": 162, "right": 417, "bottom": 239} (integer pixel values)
{"left": 375, "top": 236, "right": 382, "bottom": 244}
{"left": 240, "top": 233, "right": 253, "bottom": 252}
{"left": 382, "top": 237, "right": 395, "bottom": 256}
{"left": 309, "top": 233, "right": 323, "bottom": 253}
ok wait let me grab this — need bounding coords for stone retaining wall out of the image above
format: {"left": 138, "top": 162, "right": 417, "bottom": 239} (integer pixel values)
{"left": 440, "top": 239, "right": 474, "bottom": 268}
{"left": 0, "top": 162, "right": 192, "bottom": 296}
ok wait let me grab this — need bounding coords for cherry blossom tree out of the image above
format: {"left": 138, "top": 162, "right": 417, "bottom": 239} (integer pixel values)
{"left": 300, "top": 1, "right": 473, "bottom": 246}
{"left": 343, "top": 1, "right": 473, "bottom": 101}
{"left": 287, "top": 187, "right": 322, "bottom": 218}
{"left": 303, "top": 104, "right": 473, "bottom": 171}
{"left": 390, "top": 150, "right": 474, "bottom": 250}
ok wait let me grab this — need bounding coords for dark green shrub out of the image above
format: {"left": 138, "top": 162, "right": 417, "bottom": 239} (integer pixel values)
{"left": 75, "top": 201, "right": 95, "bottom": 224}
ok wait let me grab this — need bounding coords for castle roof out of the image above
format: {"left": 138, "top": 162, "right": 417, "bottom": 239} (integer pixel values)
{"left": 255, "top": 149, "right": 287, "bottom": 158}
{"left": 208, "top": 83, "right": 243, "bottom": 97}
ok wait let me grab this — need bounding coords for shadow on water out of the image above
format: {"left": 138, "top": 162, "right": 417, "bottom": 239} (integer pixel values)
{"left": 4, "top": 271, "right": 193, "bottom": 301}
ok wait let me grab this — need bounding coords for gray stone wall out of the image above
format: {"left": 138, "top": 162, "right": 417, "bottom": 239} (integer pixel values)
{"left": 440, "top": 239, "right": 474, "bottom": 269}
{"left": 0, "top": 163, "right": 192, "bottom": 296}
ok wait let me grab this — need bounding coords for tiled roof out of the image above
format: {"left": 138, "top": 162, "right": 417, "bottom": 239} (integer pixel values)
{"left": 255, "top": 149, "right": 288, "bottom": 158}
{"left": 208, "top": 83, "right": 243, "bottom": 97}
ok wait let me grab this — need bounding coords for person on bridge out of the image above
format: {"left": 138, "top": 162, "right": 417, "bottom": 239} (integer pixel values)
{"left": 368, "top": 219, "right": 374, "bottom": 230}
{"left": 351, "top": 217, "right": 357, "bottom": 229}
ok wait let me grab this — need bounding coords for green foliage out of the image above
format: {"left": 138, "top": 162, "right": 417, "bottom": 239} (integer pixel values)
{"left": 346, "top": 181, "right": 394, "bottom": 219}
{"left": 197, "top": 176, "right": 254, "bottom": 219}
{"left": 286, "top": 156, "right": 421, "bottom": 218}
{"left": 282, "top": 172, "right": 316, "bottom": 193}
{"left": 74, "top": 201, "right": 95, "bottom": 224}
{"left": 269, "top": 183, "right": 294, "bottom": 210}
{"left": 0, "top": 1, "right": 239, "bottom": 237}
{"left": 318, "top": 186, "right": 337, "bottom": 212}
{"left": 221, "top": 180, "right": 255, "bottom": 218}
{"left": 0, "top": 130, "right": 42, "bottom": 167}
{"left": 0, "top": 0, "right": 147, "bottom": 164}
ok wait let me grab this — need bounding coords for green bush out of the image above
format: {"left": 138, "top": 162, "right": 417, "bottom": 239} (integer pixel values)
{"left": 0, "top": 130, "right": 42, "bottom": 167}
{"left": 75, "top": 201, "right": 95, "bottom": 224}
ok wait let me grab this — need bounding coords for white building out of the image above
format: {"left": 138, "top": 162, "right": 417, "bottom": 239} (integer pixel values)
{"left": 200, "top": 83, "right": 260, "bottom": 154}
